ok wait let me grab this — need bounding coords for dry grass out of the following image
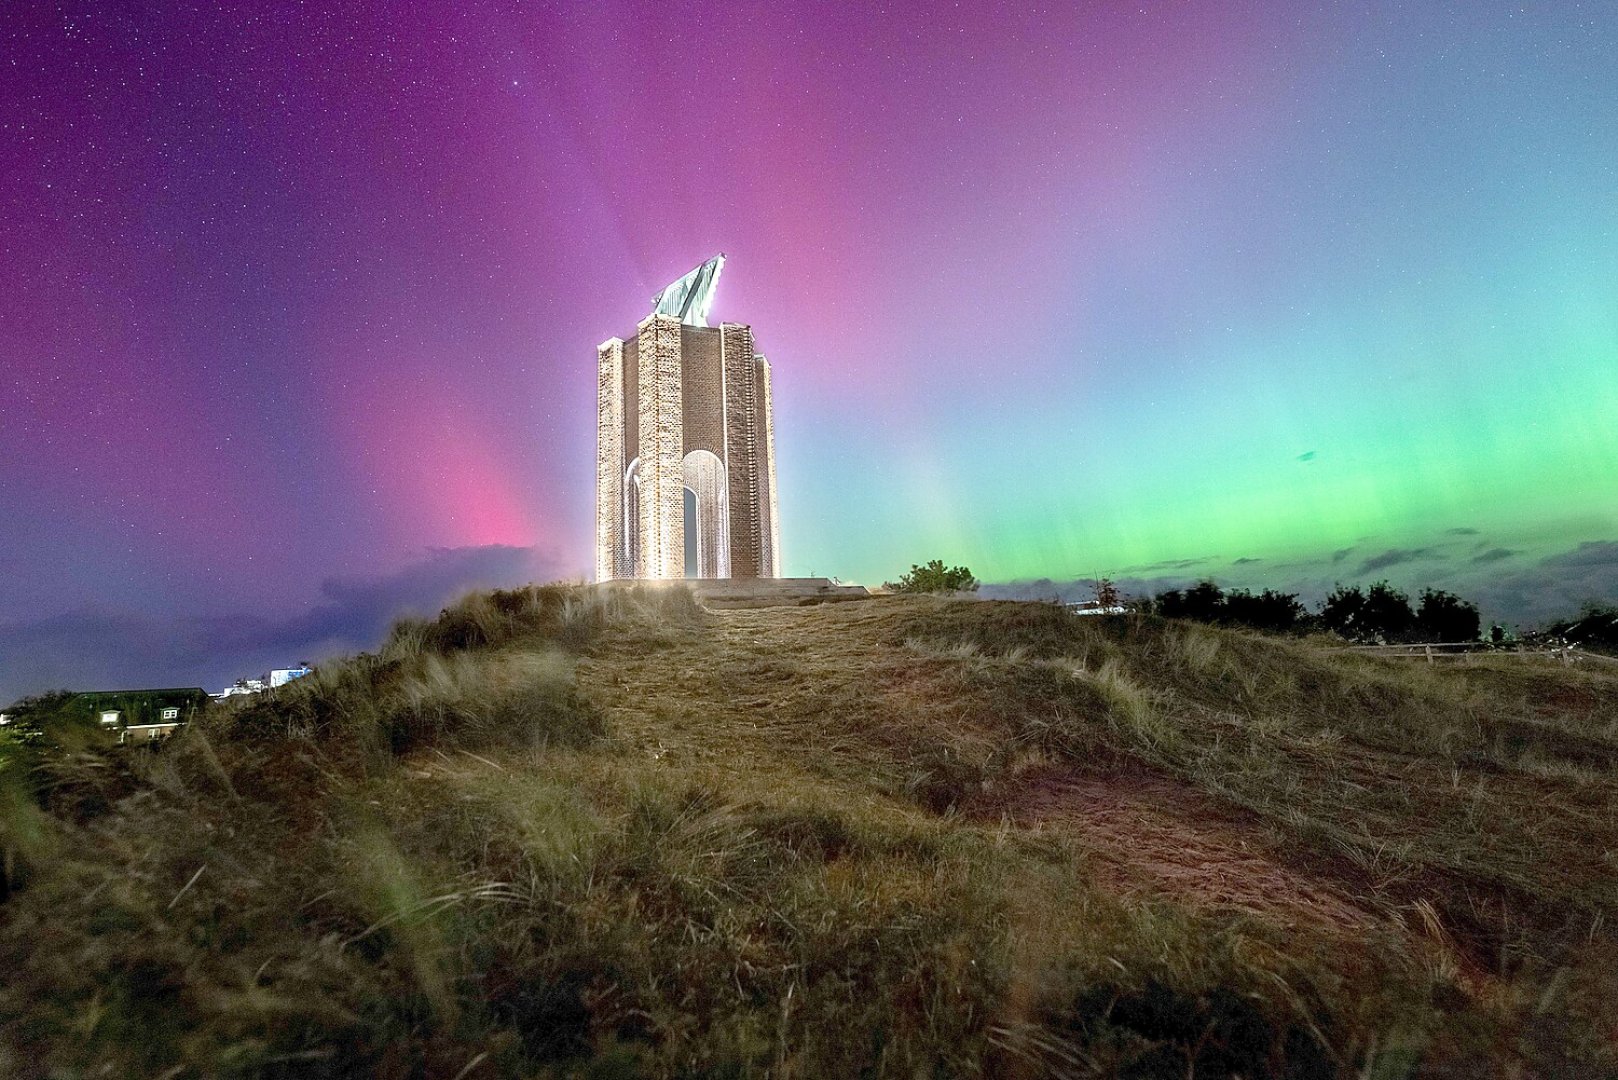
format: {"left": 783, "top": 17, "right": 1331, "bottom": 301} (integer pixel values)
{"left": 3, "top": 589, "right": 1618, "bottom": 1077}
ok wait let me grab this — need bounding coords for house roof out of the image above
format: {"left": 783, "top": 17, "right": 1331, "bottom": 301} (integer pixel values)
{"left": 76, "top": 688, "right": 209, "bottom": 700}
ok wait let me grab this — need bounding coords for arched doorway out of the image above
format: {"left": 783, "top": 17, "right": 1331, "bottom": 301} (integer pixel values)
{"left": 622, "top": 457, "right": 641, "bottom": 577}
{"left": 681, "top": 450, "right": 729, "bottom": 579}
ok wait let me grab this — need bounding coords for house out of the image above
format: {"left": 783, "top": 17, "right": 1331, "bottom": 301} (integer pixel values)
{"left": 215, "top": 679, "right": 267, "bottom": 699}
{"left": 76, "top": 688, "right": 210, "bottom": 744}
{"left": 214, "top": 664, "right": 312, "bottom": 699}
{"left": 269, "top": 666, "right": 312, "bottom": 688}
{"left": 1067, "top": 600, "right": 1127, "bottom": 617}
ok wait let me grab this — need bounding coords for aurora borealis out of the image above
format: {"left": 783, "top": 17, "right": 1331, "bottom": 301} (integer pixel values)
{"left": 2, "top": 2, "right": 1616, "bottom": 697}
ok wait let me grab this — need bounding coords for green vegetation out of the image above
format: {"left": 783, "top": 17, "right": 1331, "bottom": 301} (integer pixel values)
{"left": 1150, "top": 579, "right": 1482, "bottom": 643}
{"left": 886, "top": 559, "right": 979, "bottom": 594}
{"left": 4, "top": 587, "right": 1618, "bottom": 1076}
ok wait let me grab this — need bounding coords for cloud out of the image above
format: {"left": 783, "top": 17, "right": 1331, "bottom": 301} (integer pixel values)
{"left": 1466, "top": 544, "right": 1618, "bottom": 626}
{"left": 1543, "top": 541, "right": 1618, "bottom": 568}
{"left": 215, "top": 545, "right": 558, "bottom": 654}
{"left": 1357, "top": 548, "right": 1436, "bottom": 575}
{"left": 980, "top": 578, "right": 1065, "bottom": 602}
{"left": 0, "top": 545, "right": 563, "bottom": 705}
{"left": 981, "top": 575, "right": 1200, "bottom": 605}
{"left": 1232, "top": 557, "right": 1262, "bottom": 565}
{"left": 1296, "top": 451, "right": 1316, "bottom": 462}
{"left": 1446, "top": 527, "right": 1481, "bottom": 536}
{"left": 1120, "top": 556, "right": 1216, "bottom": 573}
{"left": 983, "top": 537, "right": 1618, "bottom": 630}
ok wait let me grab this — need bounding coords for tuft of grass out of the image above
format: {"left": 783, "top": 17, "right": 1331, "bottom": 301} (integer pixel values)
{"left": 1169, "top": 621, "right": 1224, "bottom": 675}
{"left": 386, "top": 649, "right": 598, "bottom": 753}
{"left": 401, "top": 582, "right": 706, "bottom": 657}
{"left": 1078, "top": 657, "right": 1179, "bottom": 753}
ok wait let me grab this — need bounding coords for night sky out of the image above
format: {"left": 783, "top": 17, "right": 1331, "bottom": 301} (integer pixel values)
{"left": 3, "top": 2, "right": 1616, "bottom": 699}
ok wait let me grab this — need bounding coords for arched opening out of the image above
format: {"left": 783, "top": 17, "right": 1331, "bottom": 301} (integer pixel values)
{"left": 683, "top": 488, "right": 699, "bottom": 577}
{"left": 622, "top": 458, "right": 641, "bottom": 577}
{"left": 680, "top": 450, "right": 729, "bottom": 579}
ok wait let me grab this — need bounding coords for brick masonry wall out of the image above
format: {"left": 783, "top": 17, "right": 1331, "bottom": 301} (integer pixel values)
{"left": 636, "top": 314, "right": 685, "bottom": 579}
{"left": 595, "top": 339, "right": 624, "bottom": 581}
{"left": 722, "top": 322, "right": 763, "bottom": 579}
{"left": 756, "top": 355, "right": 780, "bottom": 577}
{"left": 679, "top": 325, "right": 726, "bottom": 459}
{"left": 598, "top": 311, "right": 781, "bottom": 582}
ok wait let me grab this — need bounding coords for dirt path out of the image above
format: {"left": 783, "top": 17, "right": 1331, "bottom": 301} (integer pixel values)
{"left": 582, "top": 603, "right": 1448, "bottom": 956}
{"left": 1003, "top": 763, "right": 1390, "bottom": 937}
{"left": 579, "top": 602, "right": 905, "bottom": 762}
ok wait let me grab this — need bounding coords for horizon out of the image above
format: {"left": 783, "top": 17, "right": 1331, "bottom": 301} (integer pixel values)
{"left": 3, "top": 2, "right": 1615, "bottom": 700}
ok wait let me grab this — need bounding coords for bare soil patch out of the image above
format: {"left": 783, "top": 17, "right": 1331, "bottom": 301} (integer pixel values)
{"left": 1000, "top": 763, "right": 1388, "bottom": 939}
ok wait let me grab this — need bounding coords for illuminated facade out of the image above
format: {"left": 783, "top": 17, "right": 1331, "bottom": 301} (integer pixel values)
{"left": 596, "top": 255, "right": 781, "bottom": 581}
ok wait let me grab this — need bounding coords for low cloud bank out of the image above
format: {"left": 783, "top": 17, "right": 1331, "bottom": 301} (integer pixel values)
{"left": 0, "top": 546, "right": 564, "bottom": 704}
{"left": 984, "top": 537, "right": 1618, "bottom": 629}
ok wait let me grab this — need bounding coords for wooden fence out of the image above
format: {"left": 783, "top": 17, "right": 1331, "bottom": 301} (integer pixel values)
{"left": 1335, "top": 642, "right": 1618, "bottom": 667}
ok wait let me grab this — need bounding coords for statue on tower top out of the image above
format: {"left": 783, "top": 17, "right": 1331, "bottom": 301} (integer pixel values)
{"left": 650, "top": 253, "right": 725, "bottom": 327}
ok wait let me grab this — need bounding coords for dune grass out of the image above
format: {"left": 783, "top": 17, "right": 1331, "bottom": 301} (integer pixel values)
{"left": 3, "top": 588, "right": 1617, "bottom": 1076}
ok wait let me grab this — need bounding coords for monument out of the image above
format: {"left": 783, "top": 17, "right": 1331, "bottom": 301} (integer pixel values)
{"left": 596, "top": 255, "right": 781, "bottom": 581}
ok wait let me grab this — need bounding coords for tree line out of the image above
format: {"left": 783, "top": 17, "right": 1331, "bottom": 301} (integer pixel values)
{"left": 889, "top": 557, "right": 1617, "bottom": 651}
{"left": 1138, "top": 579, "right": 1485, "bottom": 644}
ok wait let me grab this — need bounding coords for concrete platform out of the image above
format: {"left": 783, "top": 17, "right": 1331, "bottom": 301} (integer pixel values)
{"left": 689, "top": 578, "right": 872, "bottom": 609}
{"left": 593, "top": 577, "right": 871, "bottom": 608}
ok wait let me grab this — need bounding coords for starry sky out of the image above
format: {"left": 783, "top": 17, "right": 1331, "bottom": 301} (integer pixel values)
{"left": 2, "top": 2, "right": 1616, "bottom": 698}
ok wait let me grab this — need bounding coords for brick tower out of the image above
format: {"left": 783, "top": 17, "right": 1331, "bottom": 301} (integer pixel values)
{"left": 595, "top": 255, "right": 780, "bottom": 581}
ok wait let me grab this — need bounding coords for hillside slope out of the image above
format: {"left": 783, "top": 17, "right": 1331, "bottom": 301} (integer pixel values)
{"left": 4, "top": 587, "right": 1618, "bottom": 1077}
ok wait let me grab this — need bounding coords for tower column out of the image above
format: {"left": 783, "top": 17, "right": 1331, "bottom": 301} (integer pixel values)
{"left": 595, "top": 339, "right": 624, "bottom": 582}
{"left": 636, "top": 314, "right": 685, "bottom": 579}
{"left": 722, "top": 322, "right": 764, "bottom": 578}
{"left": 756, "top": 355, "right": 781, "bottom": 578}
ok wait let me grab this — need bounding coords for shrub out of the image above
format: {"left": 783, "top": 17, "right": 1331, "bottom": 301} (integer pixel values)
{"left": 887, "top": 559, "right": 979, "bottom": 594}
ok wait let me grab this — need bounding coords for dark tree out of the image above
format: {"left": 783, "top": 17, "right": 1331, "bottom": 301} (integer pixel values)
{"left": 1182, "top": 580, "right": 1225, "bottom": 621}
{"left": 1158, "top": 580, "right": 1225, "bottom": 622}
{"left": 1093, "top": 577, "right": 1123, "bottom": 609}
{"left": 1415, "top": 589, "right": 1481, "bottom": 643}
{"left": 1361, "top": 581, "right": 1416, "bottom": 642}
{"left": 1222, "top": 588, "right": 1307, "bottom": 633}
{"left": 1318, "top": 584, "right": 1367, "bottom": 641}
{"left": 887, "top": 560, "right": 979, "bottom": 595}
{"left": 1154, "top": 582, "right": 1306, "bottom": 634}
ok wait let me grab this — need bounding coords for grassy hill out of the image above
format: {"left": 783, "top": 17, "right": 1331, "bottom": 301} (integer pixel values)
{"left": 4, "top": 586, "right": 1618, "bottom": 1077}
